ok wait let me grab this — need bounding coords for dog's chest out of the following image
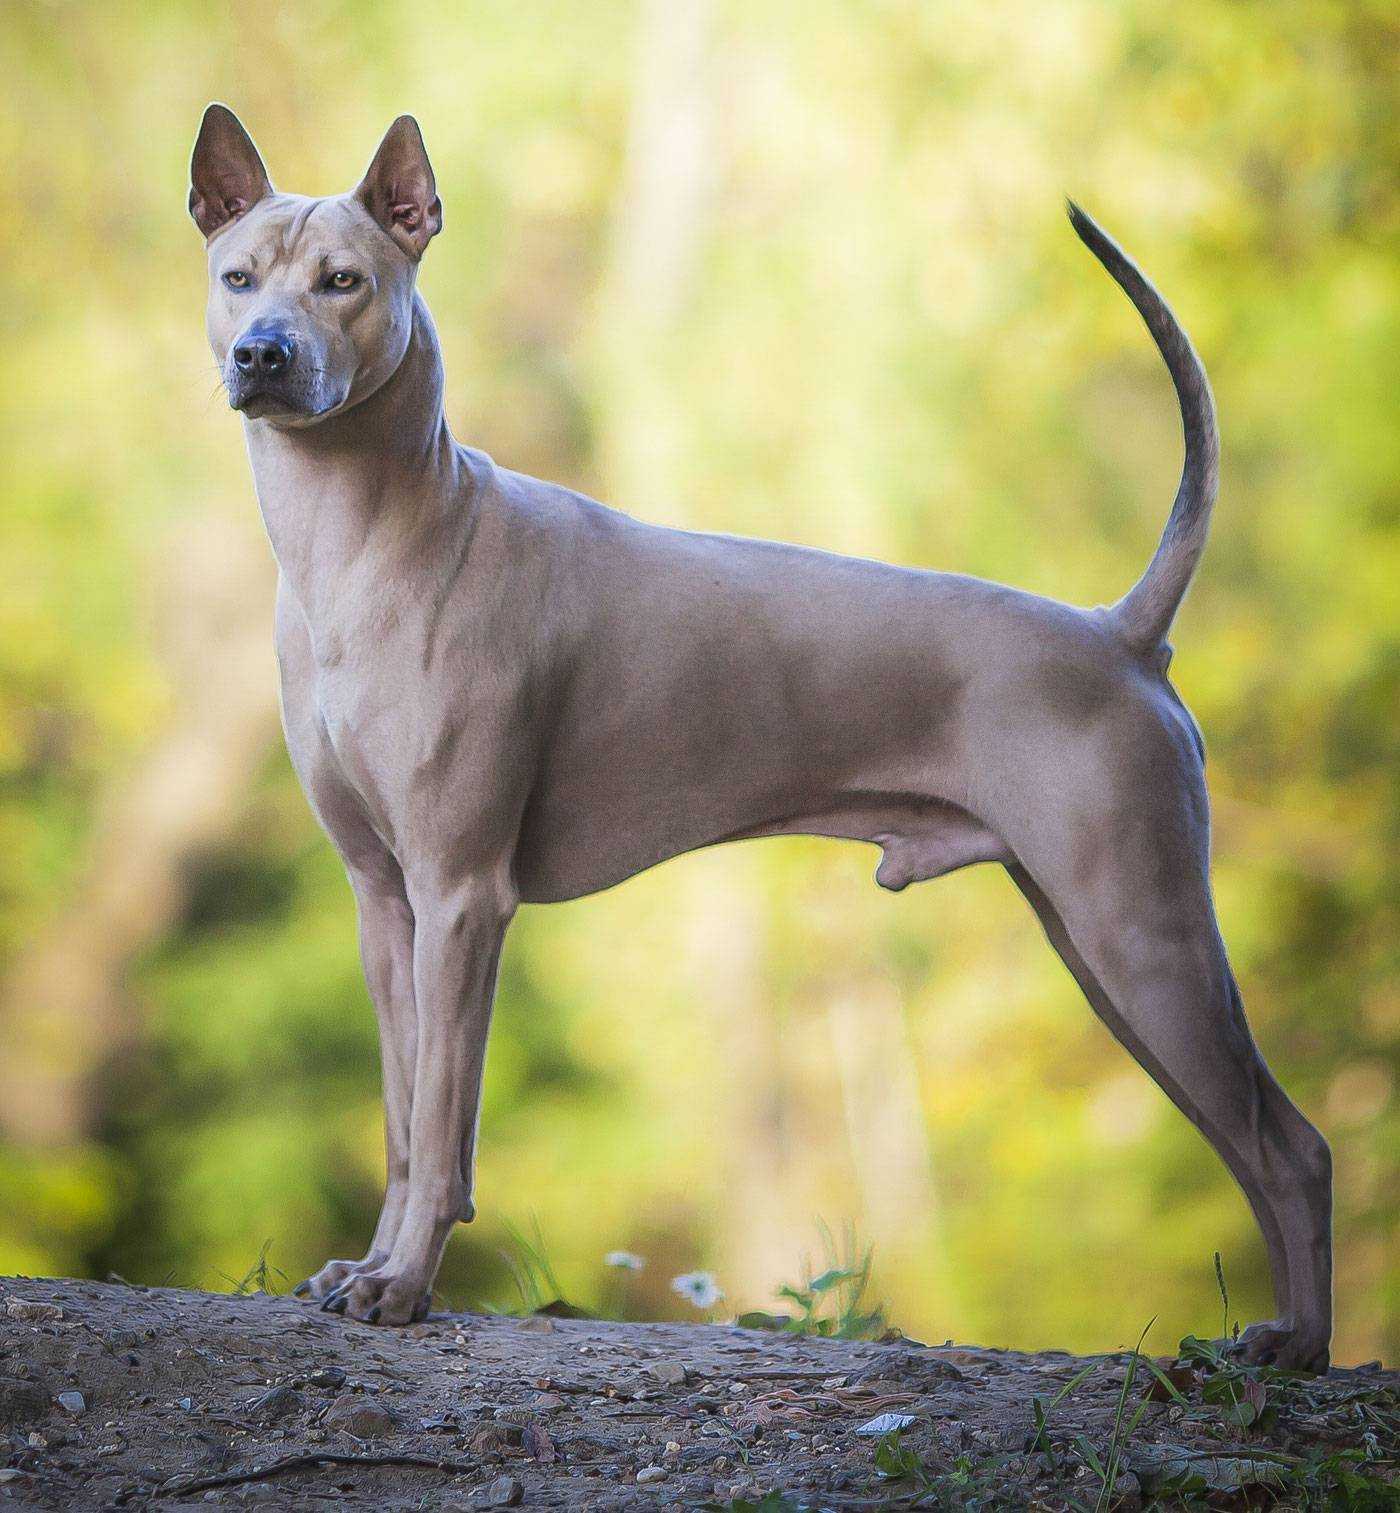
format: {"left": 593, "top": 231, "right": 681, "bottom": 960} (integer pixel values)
{"left": 304, "top": 614, "right": 435, "bottom": 811}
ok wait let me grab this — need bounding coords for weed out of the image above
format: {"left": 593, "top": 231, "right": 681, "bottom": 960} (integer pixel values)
{"left": 1095, "top": 1318, "right": 1155, "bottom": 1511}
{"left": 219, "top": 1238, "right": 283, "bottom": 1296}
{"left": 706, "top": 1494, "right": 806, "bottom": 1513}
{"left": 497, "top": 1215, "right": 589, "bottom": 1317}
{"left": 872, "top": 1430, "right": 1030, "bottom": 1510}
{"left": 737, "top": 1221, "right": 887, "bottom": 1341}
{"left": 1213, "top": 1249, "right": 1237, "bottom": 1345}
{"left": 1030, "top": 1360, "right": 1097, "bottom": 1469}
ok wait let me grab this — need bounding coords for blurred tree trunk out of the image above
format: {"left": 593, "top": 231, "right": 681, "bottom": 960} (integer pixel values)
{"left": 595, "top": 0, "right": 716, "bottom": 526}
{"left": 591, "top": 0, "right": 943, "bottom": 1307}
{"left": 0, "top": 515, "right": 277, "bottom": 1145}
{"left": 592, "top": 0, "right": 802, "bottom": 1295}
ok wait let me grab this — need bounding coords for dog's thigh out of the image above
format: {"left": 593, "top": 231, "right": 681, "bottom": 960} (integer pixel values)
{"left": 1000, "top": 728, "right": 1331, "bottom": 1368}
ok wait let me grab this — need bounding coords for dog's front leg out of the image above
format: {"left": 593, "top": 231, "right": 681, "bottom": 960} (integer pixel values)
{"left": 321, "top": 872, "right": 514, "bottom": 1324}
{"left": 296, "top": 864, "right": 417, "bottom": 1302}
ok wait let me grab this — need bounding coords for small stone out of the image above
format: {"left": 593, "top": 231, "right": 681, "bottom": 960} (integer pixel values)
{"left": 250, "top": 1385, "right": 302, "bottom": 1421}
{"left": 469, "top": 1423, "right": 511, "bottom": 1456}
{"left": 522, "top": 1422, "right": 555, "bottom": 1462}
{"left": 1113, "top": 1469, "right": 1142, "bottom": 1508}
{"left": 307, "top": 1366, "right": 347, "bottom": 1390}
{"left": 26, "top": 1432, "right": 47, "bottom": 1449}
{"left": 4, "top": 1298, "right": 63, "bottom": 1323}
{"left": 517, "top": 1315, "right": 555, "bottom": 1333}
{"left": 493, "top": 1404, "right": 537, "bottom": 1426}
{"left": 177, "top": 1396, "right": 194, "bottom": 1412}
{"left": 323, "top": 1393, "right": 396, "bottom": 1438}
{"left": 855, "top": 1411, "right": 918, "bottom": 1437}
{"left": 57, "top": 1390, "right": 87, "bottom": 1415}
{"left": 647, "top": 1361, "right": 689, "bottom": 1388}
{"left": 470, "top": 1474, "right": 523, "bottom": 1507}
{"left": 0, "top": 1469, "right": 27, "bottom": 1484}
{"left": 636, "top": 1464, "right": 668, "bottom": 1484}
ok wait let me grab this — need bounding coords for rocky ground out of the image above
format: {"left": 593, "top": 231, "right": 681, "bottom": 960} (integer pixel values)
{"left": 0, "top": 1276, "right": 1395, "bottom": 1509}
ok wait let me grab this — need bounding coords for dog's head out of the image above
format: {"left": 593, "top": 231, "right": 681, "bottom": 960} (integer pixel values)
{"left": 189, "top": 105, "right": 441, "bottom": 426}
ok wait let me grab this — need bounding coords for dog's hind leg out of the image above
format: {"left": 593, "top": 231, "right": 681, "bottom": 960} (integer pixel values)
{"left": 1004, "top": 840, "right": 1332, "bottom": 1371}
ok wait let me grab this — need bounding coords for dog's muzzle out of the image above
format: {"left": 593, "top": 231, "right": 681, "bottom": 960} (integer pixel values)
{"left": 234, "top": 329, "right": 295, "bottom": 379}
{"left": 226, "top": 327, "right": 317, "bottom": 416}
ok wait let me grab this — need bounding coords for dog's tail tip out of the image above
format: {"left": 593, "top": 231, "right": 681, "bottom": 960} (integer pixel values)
{"left": 1064, "top": 198, "right": 1097, "bottom": 239}
{"left": 1070, "top": 200, "right": 1219, "bottom": 653}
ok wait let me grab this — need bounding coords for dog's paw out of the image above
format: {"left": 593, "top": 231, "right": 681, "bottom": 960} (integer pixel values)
{"left": 1227, "top": 1319, "right": 1329, "bottom": 1374}
{"left": 294, "top": 1252, "right": 387, "bottom": 1303}
{"left": 320, "top": 1270, "right": 430, "bottom": 1326}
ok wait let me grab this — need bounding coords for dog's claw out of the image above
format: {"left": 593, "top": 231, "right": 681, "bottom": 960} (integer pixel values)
{"left": 1228, "top": 1319, "right": 1328, "bottom": 1374}
{"left": 292, "top": 1280, "right": 311, "bottom": 1298}
{"left": 366, "top": 1306, "right": 380, "bottom": 1324}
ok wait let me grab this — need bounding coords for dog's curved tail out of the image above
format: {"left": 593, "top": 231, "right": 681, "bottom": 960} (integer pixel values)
{"left": 1068, "top": 201, "right": 1219, "bottom": 653}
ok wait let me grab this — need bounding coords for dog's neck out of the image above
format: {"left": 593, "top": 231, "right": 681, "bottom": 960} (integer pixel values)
{"left": 244, "top": 295, "right": 468, "bottom": 636}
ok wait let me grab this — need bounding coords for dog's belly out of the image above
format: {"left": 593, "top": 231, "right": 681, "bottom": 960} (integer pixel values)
{"left": 514, "top": 773, "right": 1007, "bottom": 903}
{"left": 511, "top": 538, "right": 1002, "bottom": 902}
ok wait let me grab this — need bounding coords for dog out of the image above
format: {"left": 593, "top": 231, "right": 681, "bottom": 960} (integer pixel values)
{"left": 188, "top": 104, "right": 1332, "bottom": 1369}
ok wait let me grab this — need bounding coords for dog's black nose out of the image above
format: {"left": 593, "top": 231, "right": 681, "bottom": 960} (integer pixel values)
{"left": 232, "top": 332, "right": 295, "bottom": 376}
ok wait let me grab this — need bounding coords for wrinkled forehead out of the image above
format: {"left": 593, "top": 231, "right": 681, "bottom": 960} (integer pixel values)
{"left": 208, "top": 193, "right": 396, "bottom": 272}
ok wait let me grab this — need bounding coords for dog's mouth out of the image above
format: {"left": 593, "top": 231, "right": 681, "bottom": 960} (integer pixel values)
{"left": 229, "top": 382, "right": 344, "bottom": 424}
{"left": 233, "top": 391, "right": 293, "bottom": 419}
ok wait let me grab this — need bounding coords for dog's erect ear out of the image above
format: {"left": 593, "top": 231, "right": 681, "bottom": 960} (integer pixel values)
{"left": 189, "top": 104, "right": 273, "bottom": 239}
{"left": 355, "top": 116, "right": 442, "bottom": 260}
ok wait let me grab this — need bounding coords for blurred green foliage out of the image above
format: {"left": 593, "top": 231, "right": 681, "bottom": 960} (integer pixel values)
{"left": 0, "top": 0, "right": 1395, "bottom": 1363}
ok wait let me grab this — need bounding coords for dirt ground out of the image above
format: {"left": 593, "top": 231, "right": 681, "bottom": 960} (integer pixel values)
{"left": 0, "top": 1276, "right": 1395, "bottom": 1510}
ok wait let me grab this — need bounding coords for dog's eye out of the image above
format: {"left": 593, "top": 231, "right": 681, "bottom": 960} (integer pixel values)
{"left": 222, "top": 270, "right": 252, "bottom": 291}
{"left": 327, "top": 271, "right": 360, "bottom": 291}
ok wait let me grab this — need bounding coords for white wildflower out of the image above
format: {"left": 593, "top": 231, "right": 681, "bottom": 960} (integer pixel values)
{"left": 603, "top": 1251, "right": 647, "bottom": 1271}
{"left": 670, "top": 1270, "right": 723, "bottom": 1309}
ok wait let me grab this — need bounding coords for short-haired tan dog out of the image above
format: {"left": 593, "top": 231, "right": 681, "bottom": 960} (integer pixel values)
{"left": 189, "top": 105, "right": 1332, "bottom": 1369}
